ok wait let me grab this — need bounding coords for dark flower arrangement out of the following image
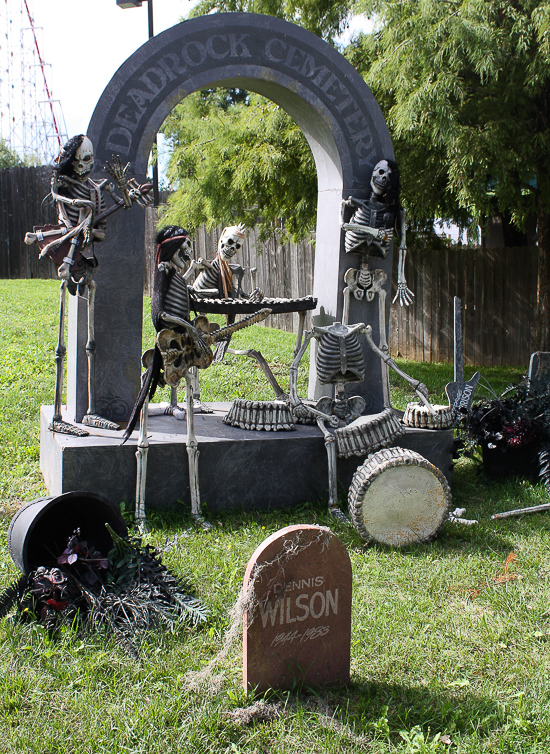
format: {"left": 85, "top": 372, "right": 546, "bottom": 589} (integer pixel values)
{"left": 0, "top": 525, "right": 208, "bottom": 658}
{"left": 457, "top": 379, "right": 550, "bottom": 490}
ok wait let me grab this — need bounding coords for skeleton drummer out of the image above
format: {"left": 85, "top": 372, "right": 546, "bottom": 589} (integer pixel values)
{"left": 25, "top": 134, "right": 151, "bottom": 436}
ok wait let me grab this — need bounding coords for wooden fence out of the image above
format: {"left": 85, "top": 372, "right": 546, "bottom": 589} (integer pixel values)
{"left": 1, "top": 167, "right": 538, "bottom": 366}
{"left": 389, "top": 246, "right": 538, "bottom": 367}
{"left": 0, "top": 166, "right": 57, "bottom": 279}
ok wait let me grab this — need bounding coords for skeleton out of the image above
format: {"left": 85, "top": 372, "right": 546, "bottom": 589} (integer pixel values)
{"left": 340, "top": 159, "right": 413, "bottom": 314}
{"left": 288, "top": 321, "right": 435, "bottom": 521}
{"left": 192, "top": 224, "right": 262, "bottom": 302}
{"left": 123, "top": 226, "right": 271, "bottom": 530}
{"left": 24, "top": 135, "right": 151, "bottom": 436}
{"left": 189, "top": 223, "right": 293, "bottom": 405}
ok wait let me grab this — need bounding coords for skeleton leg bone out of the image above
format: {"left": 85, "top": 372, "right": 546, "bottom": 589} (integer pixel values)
{"left": 227, "top": 347, "right": 287, "bottom": 399}
{"left": 185, "top": 372, "right": 213, "bottom": 529}
{"left": 134, "top": 391, "right": 150, "bottom": 532}
{"left": 50, "top": 280, "right": 89, "bottom": 436}
{"left": 82, "top": 279, "right": 119, "bottom": 431}
{"left": 316, "top": 417, "right": 349, "bottom": 523}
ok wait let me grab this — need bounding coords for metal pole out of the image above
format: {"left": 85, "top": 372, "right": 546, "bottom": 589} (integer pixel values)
{"left": 148, "top": 0, "right": 160, "bottom": 207}
{"left": 454, "top": 296, "right": 464, "bottom": 385}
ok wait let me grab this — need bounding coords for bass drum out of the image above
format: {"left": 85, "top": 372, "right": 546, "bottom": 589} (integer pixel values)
{"left": 348, "top": 447, "right": 451, "bottom": 546}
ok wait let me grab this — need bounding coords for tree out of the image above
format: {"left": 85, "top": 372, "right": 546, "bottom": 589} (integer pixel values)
{"left": 350, "top": 0, "right": 550, "bottom": 348}
{"left": 0, "top": 139, "right": 22, "bottom": 169}
{"left": 161, "top": 90, "right": 317, "bottom": 242}
{"left": 159, "top": 0, "right": 353, "bottom": 240}
{"left": 189, "top": 0, "right": 352, "bottom": 45}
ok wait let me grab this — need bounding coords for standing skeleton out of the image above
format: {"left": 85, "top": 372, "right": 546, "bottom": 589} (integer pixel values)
{"left": 340, "top": 158, "right": 413, "bottom": 321}
{"left": 123, "top": 226, "right": 271, "bottom": 529}
{"left": 25, "top": 134, "right": 151, "bottom": 436}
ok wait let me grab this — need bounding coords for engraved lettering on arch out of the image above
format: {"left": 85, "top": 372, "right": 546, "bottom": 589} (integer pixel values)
{"left": 105, "top": 126, "right": 133, "bottom": 157}
{"left": 182, "top": 40, "right": 207, "bottom": 67}
{"left": 206, "top": 34, "right": 230, "bottom": 60}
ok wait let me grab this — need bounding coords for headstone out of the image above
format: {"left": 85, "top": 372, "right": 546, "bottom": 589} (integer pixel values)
{"left": 528, "top": 352, "right": 550, "bottom": 394}
{"left": 243, "top": 524, "right": 352, "bottom": 692}
{"left": 84, "top": 12, "right": 394, "bottom": 419}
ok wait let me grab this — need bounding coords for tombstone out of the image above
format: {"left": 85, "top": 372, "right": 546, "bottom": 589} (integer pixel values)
{"left": 243, "top": 524, "right": 352, "bottom": 692}
{"left": 77, "top": 11, "right": 394, "bottom": 424}
{"left": 528, "top": 352, "right": 550, "bottom": 394}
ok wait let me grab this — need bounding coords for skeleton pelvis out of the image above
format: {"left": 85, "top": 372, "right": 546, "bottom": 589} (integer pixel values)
{"left": 157, "top": 328, "right": 213, "bottom": 387}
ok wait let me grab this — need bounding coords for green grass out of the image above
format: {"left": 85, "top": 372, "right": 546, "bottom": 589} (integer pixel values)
{"left": 1, "top": 279, "right": 549, "bottom": 753}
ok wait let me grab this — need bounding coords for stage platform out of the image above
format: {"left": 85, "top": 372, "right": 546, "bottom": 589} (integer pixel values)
{"left": 40, "top": 403, "right": 454, "bottom": 513}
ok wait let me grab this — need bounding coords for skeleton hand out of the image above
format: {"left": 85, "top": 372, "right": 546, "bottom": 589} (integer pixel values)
{"left": 105, "top": 155, "right": 130, "bottom": 189}
{"left": 248, "top": 288, "right": 264, "bottom": 303}
{"left": 105, "top": 155, "right": 133, "bottom": 208}
{"left": 392, "top": 282, "right": 415, "bottom": 307}
{"left": 58, "top": 262, "right": 71, "bottom": 279}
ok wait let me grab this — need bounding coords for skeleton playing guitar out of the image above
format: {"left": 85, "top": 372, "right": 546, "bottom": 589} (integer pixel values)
{"left": 24, "top": 182, "right": 153, "bottom": 268}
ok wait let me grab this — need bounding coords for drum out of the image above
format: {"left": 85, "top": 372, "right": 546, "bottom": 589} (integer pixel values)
{"left": 223, "top": 398, "right": 295, "bottom": 431}
{"left": 335, "top": 408, "right": 404, "bottom": 458}
{"left": 348, "top": 447, "right": 451, "bottom": 546}
{"left": 402, "top": 402, "right": 454, "bottom": 429}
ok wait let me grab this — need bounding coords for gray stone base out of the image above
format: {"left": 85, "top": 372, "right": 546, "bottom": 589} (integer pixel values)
{"left": 40, "top": 404, "right": 454, "bottom": 513}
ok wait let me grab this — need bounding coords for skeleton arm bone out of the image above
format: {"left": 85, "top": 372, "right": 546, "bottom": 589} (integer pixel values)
{"left": 362, "top": 325, "right": 436, "bottom": 414}
{"left": 183, "top": 258, "right": 215, "bottom": 283}
{"left": 340, "top": 196, "right": 369, "bottom": 224}
{"left": 392, "top": 207, "right": 414, "bottom": 306}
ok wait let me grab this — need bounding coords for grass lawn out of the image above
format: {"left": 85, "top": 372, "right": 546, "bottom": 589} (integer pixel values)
{"left": 1, "top": 279, "right": 549, "bottom": 753}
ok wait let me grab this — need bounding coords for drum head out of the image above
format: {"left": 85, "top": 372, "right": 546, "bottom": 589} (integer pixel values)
{"left": 349, "top": 447, "right": 451, "bottom": 546}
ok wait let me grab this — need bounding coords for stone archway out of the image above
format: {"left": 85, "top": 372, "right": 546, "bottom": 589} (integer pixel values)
{"left": 69, "top": 13, "right": 394, "bottom": 423}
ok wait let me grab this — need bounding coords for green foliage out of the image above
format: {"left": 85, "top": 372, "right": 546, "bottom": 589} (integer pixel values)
{"left": 3, "top": 281, "right": 550, "bottom": 751}
{"left": 189, "top": 0, "right": 353, "bottom": 44}
{"left": 349, "top": 0, "right": 550, "bottom": 232}
{"left": 0, "top": 139, "right": 22, "bottom": 169}
{"left": 161, "top": 90, "right": 317, "bottom": 242}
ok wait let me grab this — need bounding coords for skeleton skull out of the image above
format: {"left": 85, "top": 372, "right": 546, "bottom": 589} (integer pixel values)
{"left": 170, "top": 237, "right": 193, "bottom": 272}
{"left": 218, "top": 224, "right": 246, "bottom": 260}
{"left": 370, "top": 159, "right": 392, "bottom": 196}
{"left": 72, "top": 136, "right": 94, "bottom": 178}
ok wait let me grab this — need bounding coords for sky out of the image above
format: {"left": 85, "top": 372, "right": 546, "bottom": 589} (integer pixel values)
{"left": 30, "top": 0, "right": 196, "bottom": 139}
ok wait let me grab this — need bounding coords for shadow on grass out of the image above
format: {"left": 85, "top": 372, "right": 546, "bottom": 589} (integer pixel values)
{"left": 339, "top": 678, "right": 502, "bottom": 739}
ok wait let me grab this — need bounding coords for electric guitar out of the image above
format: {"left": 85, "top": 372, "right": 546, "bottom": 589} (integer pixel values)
{"left": 24, "top": 182, "right": 153, "bottom": 268}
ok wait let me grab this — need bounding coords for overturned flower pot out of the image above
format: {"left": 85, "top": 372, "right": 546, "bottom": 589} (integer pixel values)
{"left": 8, "top": 491, "right": 128, "bottom": 575}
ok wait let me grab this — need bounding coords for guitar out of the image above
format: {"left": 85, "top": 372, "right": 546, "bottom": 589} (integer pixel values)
{"left": 24, "top": 182, "right": 153, "bottom": 268}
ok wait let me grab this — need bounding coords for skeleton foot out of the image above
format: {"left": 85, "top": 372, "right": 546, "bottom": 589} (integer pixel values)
{"left": 49, "top": 419, "right": 89, "bottom": 437}
{"left": 192, "top": 513, "right": 215, "bottom": 530}
{"left": 329, "top": 507, "right": 350, "bottom": 525}
{"left": 193, "top": 399, "right": 213, "bottom": 414}
{"left": 135, "top": 517, "right": 150, "bottom": 535}
{"left": 82, "top": 413, "right": 120, "bottom": 431}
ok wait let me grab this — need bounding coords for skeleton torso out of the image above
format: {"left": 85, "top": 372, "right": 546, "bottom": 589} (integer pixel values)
{"left": 53, "top": 176, "right": 106, "bottom": 269}
{"left": 55, "top": 176, "right": 105, "bottom": 229}
{"left": 192, "top": 257, "right": 224, "bottom": 298}
{"left": 345, "top": 197, "right": 396, "bottom": 258}
{"left": 153, "top": 265, "right": 192, "bottom": 332}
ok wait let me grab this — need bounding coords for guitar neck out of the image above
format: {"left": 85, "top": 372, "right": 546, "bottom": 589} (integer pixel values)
{"left": 94, "top": 198, "right": 125, "bottom": 225}
{"left": 94, "top": 183, "right": 153, "bottom": 226}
